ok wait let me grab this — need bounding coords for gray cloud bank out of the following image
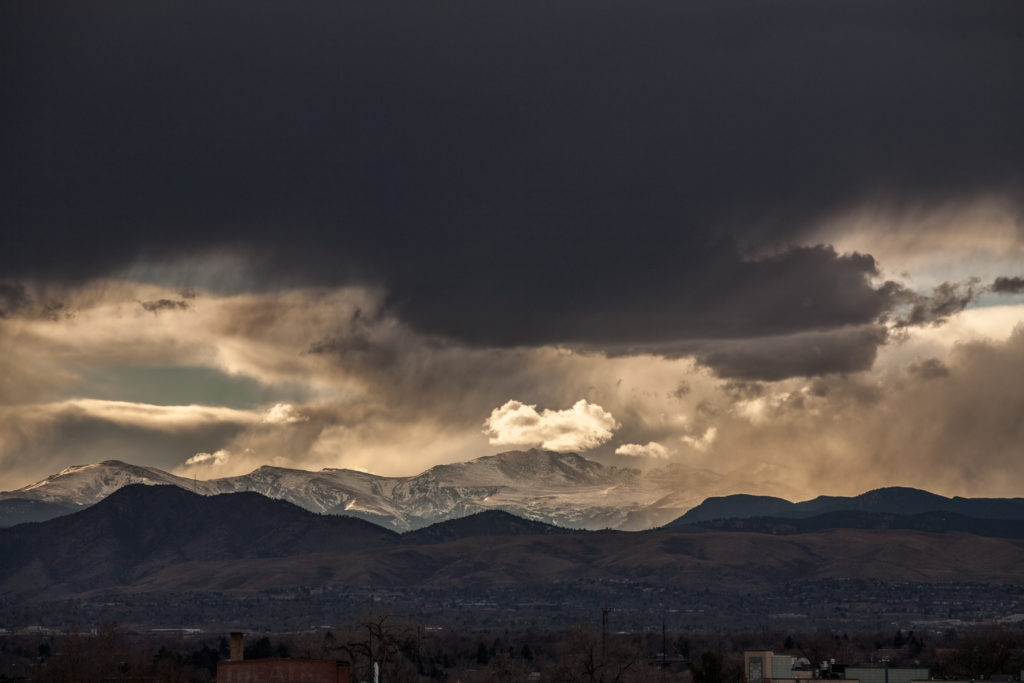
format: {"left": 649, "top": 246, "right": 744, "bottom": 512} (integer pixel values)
{"left": 0, "top": 284, "right": 30, "bottom": 319}
{"left": 993, "top": 277, "right": 1024, "bottom": 294}
{"left": 693, "top": 325, "right": 888, "bottom": 381}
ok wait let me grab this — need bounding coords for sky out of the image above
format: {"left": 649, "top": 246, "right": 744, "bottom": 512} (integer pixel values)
{"left": 2, "top": 0, "right": 1023, "bottom": 499}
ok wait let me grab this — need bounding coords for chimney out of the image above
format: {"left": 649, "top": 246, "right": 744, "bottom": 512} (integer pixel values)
{"left": 230, "top": 632, "right": 244, "bottom": 661}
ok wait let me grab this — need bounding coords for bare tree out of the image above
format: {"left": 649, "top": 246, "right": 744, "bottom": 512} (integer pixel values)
{"left": 937, "top": 628, "right": 1022, "bottom": 680}
{"left": 335, "top": 610, "right": 421, "bottom": 683}
{"left": 549, "top": 626, "right": 649, "bottom": 683}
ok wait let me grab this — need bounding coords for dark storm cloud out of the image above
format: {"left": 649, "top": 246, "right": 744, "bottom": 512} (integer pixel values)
{"left": 139, "top": 298, "right": 190, "bottom": 313}
{"left": 693, "top": 325, "right": 888, "bottom": 381}
{"left": 3, "top": 0, "right": 1022, "bottom": 345}
{"left": 992, "top": 276, "right": 1024, "bottom": 294}
{"left": 671, "top": 382, "right": 691, "bottom": 399}
{"left": 417, "top": 243, "right": 891, "bottom": 345}
{"left": 720, "top": 381, "right": 767, "bottom": 401}
{"left": 906, "top": 357, "right": 951, "bottom": 380}
{"left": 0, "top": 283, "right": 30, "bottom": 318}
{"left": 884, "top": 280, "right": 982, "bottom": 328}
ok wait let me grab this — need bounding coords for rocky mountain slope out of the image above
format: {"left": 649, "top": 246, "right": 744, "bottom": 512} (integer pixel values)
{"left": 688, "top": 509, "right": 1024, "bottom": 538}
{"left": 3, "top": 485, "right": 1024, "bottom": 602}
{"left": 670, "top": 486, "right": 1024, "bottom": 525}
{"left": 0, "top": 485, "right": 397, "bottom": 596}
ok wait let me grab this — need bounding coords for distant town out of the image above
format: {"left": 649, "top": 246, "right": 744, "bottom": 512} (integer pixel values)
{"left": 1, "top": 613, "right": 1022, "bottom": 682}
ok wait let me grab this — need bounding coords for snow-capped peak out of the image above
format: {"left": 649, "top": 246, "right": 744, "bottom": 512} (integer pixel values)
{"left": 0, "top": 449, "right": 715, "bottom": 531}
{"left": 5, "top": 460, "right": 198, "bottom": 505}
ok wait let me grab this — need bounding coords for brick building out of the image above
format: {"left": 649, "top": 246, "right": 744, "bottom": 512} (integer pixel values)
{"left": 216, "top": 632, "right": 351, "bottom": 683}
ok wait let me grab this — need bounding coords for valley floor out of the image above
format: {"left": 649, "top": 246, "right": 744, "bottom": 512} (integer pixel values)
{"left": 3, "top": 579, "right": 1023, "bottom": 634}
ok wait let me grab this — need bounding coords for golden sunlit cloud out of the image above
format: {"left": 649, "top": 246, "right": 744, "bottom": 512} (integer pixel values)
{"left": 680, "top": 427, "right": 718, "bottom": 452}
{"left": 482, "top": 399, "right": 619, "bottom": 452}
{"left": 15, "top": 399, "right": 260, "bottom": 432}
{"left": 812, "top": 199, "right": 1024, "bottom": 286}
{"left": 185, "top": 449, "right": 230, "bottom": 467}
{"left": 615, "top": 442, "right": 669, "bottom": 459}
{"left": 261, "top": 403, "right": 309, "bottom": 425}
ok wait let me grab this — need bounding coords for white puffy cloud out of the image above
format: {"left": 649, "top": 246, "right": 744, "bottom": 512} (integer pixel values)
{"left": 262, "top": 403, "right": 309, "bottom": 424}
{"left": 615, "top": 442, "right": 669, "bottom": 458}
{"left": 185, "top": 449, "right": 230, "bottom": 466}
{"left": 482, "top": 399, "right": 619, "bottom": 452}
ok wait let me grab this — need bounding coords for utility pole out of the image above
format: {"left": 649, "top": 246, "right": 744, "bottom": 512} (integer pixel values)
{"left": 662, "top": 615, "right": 667, "bottom": 680}
{"left": 601, "top": 606, "right": 610, "bottom": 667}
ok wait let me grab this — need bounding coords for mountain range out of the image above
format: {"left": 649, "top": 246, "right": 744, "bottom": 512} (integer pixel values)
{"left": 0, "top": 450, "right": 796, "bottom": 531}
{"left": 671, "top": 487, "right": 1024, "bottom": 525}
{"left": 4, "top": 451, "right": 1024, "bottom": 534}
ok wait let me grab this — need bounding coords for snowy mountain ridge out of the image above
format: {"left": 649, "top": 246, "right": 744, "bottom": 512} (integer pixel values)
{"left": 13, "top": 461, "right": 202, "bottom": 504}
{"left": 0, "top": 449, "right": 805, "bottom": 530}
{"left": 0, "top": 450, "right": 683, "bottom": 531}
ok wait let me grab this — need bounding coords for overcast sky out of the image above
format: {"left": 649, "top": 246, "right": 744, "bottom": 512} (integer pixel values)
{"left": 2, "top": 0, "right": 1023, "bottom": 499}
